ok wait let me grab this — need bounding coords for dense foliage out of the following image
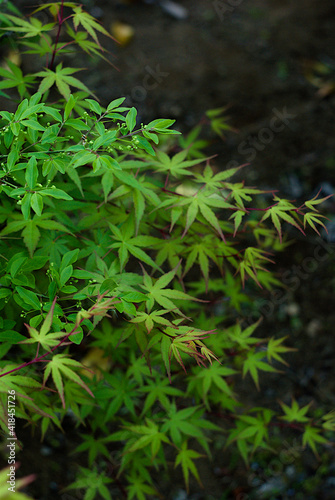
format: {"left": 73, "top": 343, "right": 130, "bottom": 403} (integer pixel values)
{"left": 0, "top": 2, "right": 333, "bottom": 499}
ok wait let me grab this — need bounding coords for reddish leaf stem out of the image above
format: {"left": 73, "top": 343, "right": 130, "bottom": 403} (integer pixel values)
{"left": 49, "top": 0, "right": 65, "bottom": 70}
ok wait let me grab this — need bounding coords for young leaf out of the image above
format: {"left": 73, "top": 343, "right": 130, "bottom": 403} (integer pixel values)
{"left": 175, "top": 441, "right": 203, "bottom": 493}
{"left": 43, "top": 354, "right": 94, "bottom": 408}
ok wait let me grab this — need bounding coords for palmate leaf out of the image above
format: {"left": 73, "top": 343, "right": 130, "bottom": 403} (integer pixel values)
{"left": 303, "top": 212, "right": 328, "bottom": 235}
{"left": 206, "top": 105, "right": 235, "bottom": 138}
{"left": 266, "top": 336, "right": 296, "bottom": 366}
{"left": 0, "top": 60, "right": 36, "bottom": 98}
{"left": 65, "top": 467, "right": 113, "bottom": 500}
{"left": 178, "top": 124, "right": 209, "bottom": 159}
{"left": 140, "top": 265, "right": 200, "bottom": 315}
{"left": 139, "top": 377, "right": 183, "bottom": 416}
{"left": 260, "top": 197, "right": 305, "bottom": 242}
{"left": 148, "top": 149, "right": 207, "bottom": 178}
{"left": 237, "top": 247, "right": 274, "bottom": 287}
{"left": 71, "top": 6, "right": 112, "bottom": 47}
{"left": 130, "top": 309, "right": 175, "bottom": 334}
{"left": 227, "top": 409, "right": 274, "bottom": 454}
{"left": 227, "top": 320, "right": 263, "bottom": 349}
{"left": 161, "top": 403, "right": 215, "bottom": 453}
{"left": 302, "top": 425, "right": 328, "bottom": 457}
{"left": 175, "top": 441, "right": 203, "bottom": 493}
{"left": 224, "top": 181, "right": 266, "bottom": 208}
{"left": 230, "top": 209, "right": 247, "bottom": 236}
{"left": 183, "top": 236, "right": 221, "bottom": 287}
{"left": 109, "top": 223, "right": 162, "bottom": 272}
{"left": 242, "top": 350, "right": 278, "bottom": 390}
{"left": 125, "top": 418, "right": 170, "bottom": 458}
{"left": 66, "top": 25, "right": 112, "bottom": 65}
{"left": 43, "top": 354, "right": 94, "bottom": 408}
{"left": 1, "top": 215, "right": 71, "bottom": 257}
{"left": 193, "top": 163, "right": 246, "bottom": 188}
{"left": 322, "top": 410, "right": 335, "bottom": 432}
{"left": 194, "top": 363, "right": 237, "bottom": 408}
{"left": 74, "top": 434, "right": 112, "bottom": 466}
{"left": 172, "top": 190, "right": 232, "bottom": 239}
{"left": 304, "top": 191, "right": 333, "bottom": 212}
{"left": 164, "top": 324, "right": 219, "bottom": 374}
{"left": 36, "top": 63, "right": 94, "bottom": 100}
{"left": 20, "top": 297, "right": 66, "bottom": 350}
{"left": 126, "top": 475, "right": 158, "bottom": 500}
{"left": 279, "top": 399, "right": 311, "bottom": 423}
{"left": 0, "top": 13, "right": 55, "bottom": 38}
{"left": 0, "top": 368, "right": 41, "bottom": 399}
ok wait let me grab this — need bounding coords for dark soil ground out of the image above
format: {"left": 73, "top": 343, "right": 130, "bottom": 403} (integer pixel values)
{"left": 5, "top": 0, "right": 335, "bottom": 498}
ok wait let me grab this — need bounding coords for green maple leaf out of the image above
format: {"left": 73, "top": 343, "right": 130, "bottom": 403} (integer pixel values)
{"left": 71, "top": 6, "right": 112, "bottom": 47}
{"left": 140, "top": 266, "right": 199, "bottom": 316}
{"left": 227, "top": 409, "right": 274, "bottom": 453}
{"left": 237, "top": 247, "right": 274, "bottom": 287}
{"left": 183, "top": 236, "right": 221, "bottom": 287}
{"left": 227, "top": 320, "right": 263, "bottom": 350}
{"left": 322, "top": 410, "right": 335, "bottom": 431}
{"left": 74, "top": 434, "right": 112, "bottom": 466}
{"left": 193, "top": 163, "right": 246, "bottom": 189}
{"left": 166, "top": 189, "right": 232, "bottom": 239}
{"left": 126, "top": 475, "right": 157, "bottom": 500}
{"left": 206, "top": 105, "right": 235, "bottom": 138}
{"left": 1, "top": 214, "right": 72, "bottom": 257}
{"left": 0, "top": 13, "right": 55, "bottom": 38}
{"left": 139, "top": 376, "right": 183, "bottom": 415}
{"left": 266, "top": 336, "right": 296, "bottom": 366}
{"left": 163, "top": 324, "right": 218, "bottom": 373}
{"left": 0, "top": 60, "right": 36, "bottom": 98}
{"left": 43, "top": 354, "right": 94, "bottom": 408}
{"left": 0, "top": 368, "right": 40, "bottom": 399}
{"left": 221, "top": 271, "right": 251, "bottom": 311}
{"left": 155, "top": 238, "right": 185, "bottom": 271}
{"left": 194, "top": 363, "right": 237, "bottom": 408}
{"left": 65, "top": 467, "right": 113, "bottom": 500}
{"left": 236, "top": 410, "right": 273, "bottom": 451}
{"left": 304, "top": 191, "right": 333, "bottom": 212}
{"left": 302, "top": 425, "right": 328, "bottom": 456}
{"left": 66, "top": 25, "right": 112, "bottom": 65}
{"left": 260, "top": 197, "right": 305, "bottom": 242}
{"left": 303, "top": 212, "right": 328, "bottom": 235}
{"left": 279, "top": 399, "right": 312, "bottom": 423}
{"left": 149, "top": 149, "right": 207, "bottom": 178}
{"left": 178, "top": 124, "right": 209, "bottom": 159}
{"left": 36, "top": 63, "right": 94, "bottom": 100}
{"left": 20, "top": 297, "right": 65, "bottom": 350}
{"left": 130, "top": 309, "right": 175, "bottom": 334}
{"left": 224, "top": 181, "right": 265, "bottom": 208}
{"left": 109, "top": 222, "right": 162, "bottom": 272}
{"left": 98, "top": 371, "right": 139, "bottom": 421}
{"left": 175, "top": 441, "right": 203, "bottom": 493}
{"left": 243, "top": 350, "right": 278, "bottom": 390}
{"left": 125, "top": 418, "right": 170, "bottom": 458}
{"left": 162, "top": 403, "right": 214, "bottom": 451}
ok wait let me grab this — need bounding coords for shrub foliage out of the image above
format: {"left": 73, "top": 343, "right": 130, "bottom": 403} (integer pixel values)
{"left": 0, "top": 1, "right": 333, "bottom": 498}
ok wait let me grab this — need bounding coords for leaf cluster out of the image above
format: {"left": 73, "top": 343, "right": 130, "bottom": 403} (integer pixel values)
{"left": 0, "top": 3, "right": 333, "bottom": 499}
